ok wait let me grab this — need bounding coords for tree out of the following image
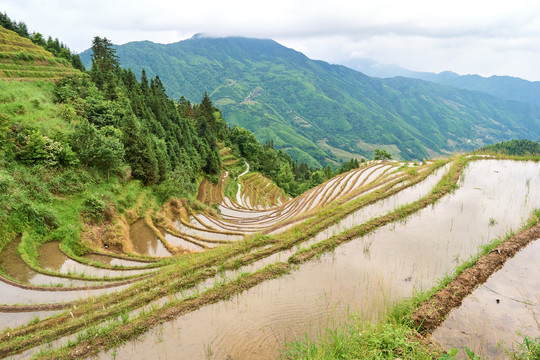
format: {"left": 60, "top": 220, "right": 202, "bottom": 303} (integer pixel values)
{"left": 121, "top": 115, "right": 159, "bottom": 185}
{"left": 71, "top": 120, "right": 124, "bottom": 177}
{"left": 89, "top": 37, "right": 120, "bottom": 99}
{"left": 70, "top": 54, "right": 85, "bottom": 71}
{"left": 374, "top": 148, "right": 392, "bottom": 160}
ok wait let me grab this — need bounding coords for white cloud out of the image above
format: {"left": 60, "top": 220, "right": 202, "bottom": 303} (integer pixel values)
{"left": 1, "top": 0, "right": 540, "bottom": 80}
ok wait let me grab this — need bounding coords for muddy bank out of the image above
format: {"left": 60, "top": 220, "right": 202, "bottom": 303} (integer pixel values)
{"left": 412, "top": 221, "right": 540, "bottom": 333}
{"left": 432, "top": 238, "right": 540, "bottom": 359}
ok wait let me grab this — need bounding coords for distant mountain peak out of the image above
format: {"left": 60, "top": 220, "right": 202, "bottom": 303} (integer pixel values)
{"left": 190, "top": 33, "right": 210, "bottom": 39}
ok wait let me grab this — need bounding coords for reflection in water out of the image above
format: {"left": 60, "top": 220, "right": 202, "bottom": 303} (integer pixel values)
{"left": 163, "top": 232, "right": 204, "bottom": 252}
{"left": 83, "top": 253, "right": 151, "bottom": 267}
{"left": 0, "top": 237, "right": 85, "bottom": 286}
{"left": 0, "top": 236, "right": 35, "bottom": 284}
{"left": 0, "top": 309, "right": 62, "bottom": 332}
{"left": 39, "top": 242, "right": 151, "bottom": 278}
{"left": 97, "top": 160, "right": 540, "bottom": 360}
{"left": 130, "top": 219, "right": 171, "bottom": 257}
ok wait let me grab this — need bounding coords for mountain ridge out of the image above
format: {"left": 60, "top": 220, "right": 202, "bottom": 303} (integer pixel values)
{"left": 341, "top": 58, "right": 540, "bottom": 108}
{"left": 80, "top": 37, "right": 540, "bottom": 167}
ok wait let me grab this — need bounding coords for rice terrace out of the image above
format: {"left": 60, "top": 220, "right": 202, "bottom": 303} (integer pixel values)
{"left": 1, "top": 10, "right": 540, "bottom": 360}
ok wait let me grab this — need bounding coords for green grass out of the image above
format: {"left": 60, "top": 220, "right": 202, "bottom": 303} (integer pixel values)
{"left": 281, "top": 320, "right": 440, "bottom": 360}
{"left": 224, "top": 176, "right": 238, "bottom": 199}
{"left": 0, "top": 26, "right": 77, "bottom": 80}
{"left": 510, "top": 336, "right": 540, "bottom": 360}
{"left": 0, "top": 80, "right": 66, "bottom": 132}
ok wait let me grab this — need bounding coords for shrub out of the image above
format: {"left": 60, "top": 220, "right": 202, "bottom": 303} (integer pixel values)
{"left": 48, "top": 169, "right": 88, "bottom": 195}
{"left": 82, "top": 194, "right": 106, "bottom": 221}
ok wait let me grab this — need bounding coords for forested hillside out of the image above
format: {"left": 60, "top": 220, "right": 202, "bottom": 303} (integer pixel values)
{"left": 414, "top": 71, "right": 540, "bottom": 108}
{"left": 478, "top": 139, "right": 540, "bottom": 156}
{"left": 1, "top": 25, "right": 359, "bottom": 257}
{"left": 81, "top": 36, "right": 540, "bottom": 166}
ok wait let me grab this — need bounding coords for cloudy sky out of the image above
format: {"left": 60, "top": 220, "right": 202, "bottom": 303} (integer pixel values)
{"left": 2, "top": 0, "right": 540, "bottom": 80}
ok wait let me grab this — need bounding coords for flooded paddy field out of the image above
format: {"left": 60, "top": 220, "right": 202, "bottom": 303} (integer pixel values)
{"left": 432, "top": 236, "right": 540, "bottom": 359}
{"left": 3, "top": 158, "right": 540, "bottom": 360}
{"left": 90, "top": 160, "right": 540, "bottom": 359}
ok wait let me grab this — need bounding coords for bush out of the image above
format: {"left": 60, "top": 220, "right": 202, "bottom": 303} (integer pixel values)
{"left": 82, "top": 195, "right": 106, "bottom": 221}
{"left": 48, "top": 169, "right": 88, "bottom": 195}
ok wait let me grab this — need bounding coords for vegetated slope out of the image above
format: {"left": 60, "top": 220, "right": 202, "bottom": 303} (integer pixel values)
{"left": 478, "top": 139, "right": 540, "bottom": 156}
{"left": 80, "top": 36, "right": 540, "bottom": 167}
{"left": 414, "top": 71, "right": 540, "bottom": 109}
{"left": 0, "top": 26, "right": 79, "bottom": 81}
{"left": 341, "top": 58, "right": 540, "bottom": 108}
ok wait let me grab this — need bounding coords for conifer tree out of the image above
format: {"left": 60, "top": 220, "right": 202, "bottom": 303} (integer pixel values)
{"left": 89, "top": 36, "right": 120, "bottom": 99}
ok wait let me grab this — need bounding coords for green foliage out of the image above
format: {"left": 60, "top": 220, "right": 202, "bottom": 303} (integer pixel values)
{"left": 282, "top": 321, "right": 438, "bottom": 359}
{"left": 79, "top": 37, "right": 540, "bottom": 165}
{"left": 464, "top": 347, "right": 481, "bottom": 360}
{"left": 510, "top": 336, "right": 540, "bottom": 359}
{"left": 89, "top": 36, "right": 120, "bottom": 99}
{"left": 478, "top": 139, "right": 540, "bottom": 156}
{"left": 71, "top": 119, "right": 125, "bottom": 176}
{"left": 82, "top": 194, "right": 107, "bottom": 221}
{"left": 374, "top": 148, "right": 393, "bottom": 160}
{"left": 15, "top": 129, "right": 78, "bottom": 167}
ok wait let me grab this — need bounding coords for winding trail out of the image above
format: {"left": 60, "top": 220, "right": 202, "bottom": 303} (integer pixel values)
{"left": 235, "top": 161, "right": 250, "bottom": 207}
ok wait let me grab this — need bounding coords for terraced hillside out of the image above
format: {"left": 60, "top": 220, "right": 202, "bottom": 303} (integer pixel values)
{"left": 0, "top": 26, "right": 78, "bottom": 81}
{"left": 197, "top": 148, "right": 290, "bottom": 210}
{"left": 1, "top": 153, "right": 539, "bottom": 359}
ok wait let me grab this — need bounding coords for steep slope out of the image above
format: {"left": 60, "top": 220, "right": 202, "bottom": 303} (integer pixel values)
{"left": 0, "top": 26, "right": 79, "bottom": 81}
{"left": 81, "top": 36, "right": 540, "bottom": 166}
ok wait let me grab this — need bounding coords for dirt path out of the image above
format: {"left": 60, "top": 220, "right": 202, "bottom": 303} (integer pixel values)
{"left": 236, "top": 161, "right": 250, "bottom": 207}
{"left": 412, "top": 220, "right": 540, "bottom": 334}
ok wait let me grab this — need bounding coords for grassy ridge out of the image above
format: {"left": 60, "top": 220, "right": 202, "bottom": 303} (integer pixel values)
{"left": 0, "top": 26, "right": 78, "bottom": 81}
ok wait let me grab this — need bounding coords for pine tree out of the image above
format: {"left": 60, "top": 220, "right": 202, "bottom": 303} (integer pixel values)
{"left": 89, "top": 37, "right": 120, "bottom": 99}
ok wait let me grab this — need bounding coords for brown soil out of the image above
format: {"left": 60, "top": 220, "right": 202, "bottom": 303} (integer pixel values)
{"left": 412, "top": 221, "right": 540, "bottom": 334}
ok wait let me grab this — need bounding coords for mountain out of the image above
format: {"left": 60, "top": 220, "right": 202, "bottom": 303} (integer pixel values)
{"left": 414, "top": 71, "right": 540, "bottom": 108}
{"left": 341, "top": 58, "right": 540, "bottom": 108}
{"left": 80, "top": 36, "right": 540, "bottom": 167}
{"left": 338, "top": 58, "right": 425, "bottom": 79}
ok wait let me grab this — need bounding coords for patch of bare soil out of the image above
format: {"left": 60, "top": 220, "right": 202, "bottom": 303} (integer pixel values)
{"left": 412, "top": 222, "right": 540, "bottom": 334}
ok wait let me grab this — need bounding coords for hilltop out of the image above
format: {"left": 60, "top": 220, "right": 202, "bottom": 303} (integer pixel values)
{"left": 0, "top": 26, "right": 79, "bottom": 81}
{"left": 81, "top": 36, "right": 540, "bottom": 167}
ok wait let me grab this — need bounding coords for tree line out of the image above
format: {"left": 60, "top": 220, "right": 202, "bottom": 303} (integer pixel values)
{"left": 1, "top": 22, "right": 365, "bottom": 199}
{"left": 0, "top": 12, "right": 84, "bottom": 70}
